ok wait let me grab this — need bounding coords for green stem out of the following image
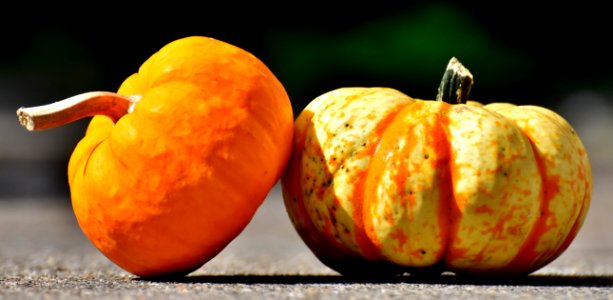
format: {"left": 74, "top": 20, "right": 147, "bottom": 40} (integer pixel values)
{"left": 436, "top": 57, "right": 474, "bottom": 104}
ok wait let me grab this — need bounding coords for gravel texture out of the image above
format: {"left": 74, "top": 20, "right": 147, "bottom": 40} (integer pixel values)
{"left": 1, "top": 168, "right": 613, "bottom": 299}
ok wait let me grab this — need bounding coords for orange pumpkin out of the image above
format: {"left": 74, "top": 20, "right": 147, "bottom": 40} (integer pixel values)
{"left": 17, "top": 36, "right": 294, "bottom": 278}
{"left": 281, "top": 58, "right": 592, "bottom": 276}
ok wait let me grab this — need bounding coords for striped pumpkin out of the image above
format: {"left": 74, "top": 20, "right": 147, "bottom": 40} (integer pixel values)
{"left": 281, "top": 59, "right": 592, "bottom": 276}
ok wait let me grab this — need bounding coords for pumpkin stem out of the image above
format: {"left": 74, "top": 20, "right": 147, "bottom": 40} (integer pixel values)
{"left": 16, "top": 91, "right": 141, "bottom": 131}
{"left": 436, "top": 57, "right": 474, "bottom": 104}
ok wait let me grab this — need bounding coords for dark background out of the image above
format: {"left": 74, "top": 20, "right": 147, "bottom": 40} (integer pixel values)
{"left": 1, "top": 3, "right": 611, "bottom": 198}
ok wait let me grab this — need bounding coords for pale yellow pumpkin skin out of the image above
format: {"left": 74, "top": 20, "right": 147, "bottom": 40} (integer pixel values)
{"left": 281, "top": 87, "right": 592, "bottom": 276}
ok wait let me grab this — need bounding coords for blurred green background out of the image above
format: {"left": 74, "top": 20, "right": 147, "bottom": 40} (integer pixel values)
{"left": 1, "top": 3, "right": 611, "bottom": 198}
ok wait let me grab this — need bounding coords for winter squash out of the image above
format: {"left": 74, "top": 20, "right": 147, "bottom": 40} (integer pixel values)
{"left": 281, "top": 57, "right": 592, "bottom": 276}
{"left": 17, "top": 36, "right": 294, "bottom": 278}
{"left": 18, "top": 36, "right": 294, "bottom": 278}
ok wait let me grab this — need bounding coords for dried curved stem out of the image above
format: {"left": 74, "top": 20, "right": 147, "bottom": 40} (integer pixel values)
{"left": 16, "top": 91, "right": 141, "bottom": 131}
{"left": 436, "top": 57, "right": 474, "bottom": 104}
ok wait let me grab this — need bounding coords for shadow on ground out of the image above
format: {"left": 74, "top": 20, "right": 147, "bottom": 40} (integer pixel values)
{"left": 137, "top": 274, "right": 613, "bottom": 287}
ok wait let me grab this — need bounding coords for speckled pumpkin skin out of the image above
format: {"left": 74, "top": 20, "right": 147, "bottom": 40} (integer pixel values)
{"left": 281, "top": 87, "right": 592, "bottom": 276}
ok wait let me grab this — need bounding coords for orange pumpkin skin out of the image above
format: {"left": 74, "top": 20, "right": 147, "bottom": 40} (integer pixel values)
{"left": 281, "top": 87, "right": 592, "bottom": 276}
{"left": 68, "top": 36, "right": 293, "bottom": 277}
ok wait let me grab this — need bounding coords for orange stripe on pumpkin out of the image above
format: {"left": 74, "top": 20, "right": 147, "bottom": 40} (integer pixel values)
{"left": 357, "top": 101, "right": 414, "bottom": 259}
{"left": 430, "top": 109, "right": 453, "bottom": 261}
{"left": 535, "top": 163, "right": 591, "bottom": 271}
{"left": 505, "top": 143, "right": 559, "bottom": 274}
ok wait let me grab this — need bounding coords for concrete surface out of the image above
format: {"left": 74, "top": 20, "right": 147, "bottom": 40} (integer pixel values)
{"left": 1, "top": 167, "right": 613, "bottom": 299}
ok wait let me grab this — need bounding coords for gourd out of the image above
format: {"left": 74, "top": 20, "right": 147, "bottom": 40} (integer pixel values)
{"left": 281, "top": 57, "right": 592, "bottom": 276}
{"left": 17, "top": 36, "right": 294, "bottom": 278}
